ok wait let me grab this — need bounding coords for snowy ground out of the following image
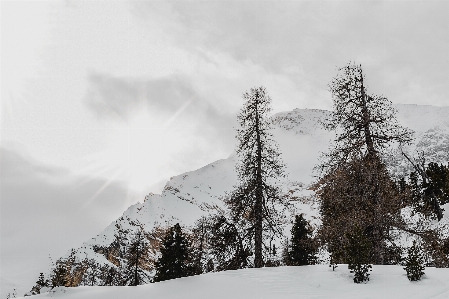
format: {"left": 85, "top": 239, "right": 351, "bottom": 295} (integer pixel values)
{"left": 22, "top": 265, "right": 449, "bottom": 299}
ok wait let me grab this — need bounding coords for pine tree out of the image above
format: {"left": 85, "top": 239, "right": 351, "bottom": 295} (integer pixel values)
{"left": 205, "top": 259, "right": 215, "bottom": 273}
{"left": 100, "top": 264, "right": 123, "bottom": 286}
{"left": 80, "top": 258, "right": 102, "bottom": 286}
{"left": 30, "top": 272, "right": 49, "bottom": 294}
{"left": 153, "top": 223, "right": 191, "bottom": 282}
{"left": 125, "top": 230, "right": 150, "bottom": 286}
{"left": 400, "top": 158, "right": 449, "bottom": 266}
{"left": 227, "top": 86, "right": 287, "bottom": 268}
{"left": 190, "top": 216, "right": 209, "bottom": 275}
{"left": 36, "top": 272, "right": 49, "bottom": 288}
{"left": 50, "top": 260, "right": 69, "bottom": 288}
{"left": 345, "top": 226, "right": 372, "bottom": 283}
{"left": 282, "top": 239, "right": 292, "bottom": 266}
{"left": 206, "top": 214, "right": 252, "bottom": 271}
{"left": 288, "top": 214, "right": 316, "bottom": 266}
{"left": 404, "top": 240, "right": 425, "bottom": 281}
{"left": 405, "top": 156, "right": 449, "bottom": 221}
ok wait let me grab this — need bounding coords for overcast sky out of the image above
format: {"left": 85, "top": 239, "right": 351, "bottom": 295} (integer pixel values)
{"left": 1, "top": 0, "right": 448, "bottom": 293}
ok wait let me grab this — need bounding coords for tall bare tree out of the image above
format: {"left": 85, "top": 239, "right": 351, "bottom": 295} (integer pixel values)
{"left": 227, "top": 86, "right": 286, "bottom": 268}
{"left": 323, "top": 63, "right": 412, "bottom": 170}
{"left": 125, "top": 230, "right": 150, "bottom": 286}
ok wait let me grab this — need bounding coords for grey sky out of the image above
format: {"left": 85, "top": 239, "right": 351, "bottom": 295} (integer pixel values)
{"left": 1, "top": 0, "right": 448, "bottom": 293}
{"left": 0, "top": 147, "right": 131, "bottom": 294}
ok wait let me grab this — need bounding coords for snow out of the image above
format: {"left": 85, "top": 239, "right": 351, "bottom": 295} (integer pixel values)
{"left": 22, "top": 265, "right": 449, "bottom": 299}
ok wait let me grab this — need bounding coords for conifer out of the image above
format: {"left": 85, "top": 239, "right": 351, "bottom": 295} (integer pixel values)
{"left": 288, "top": 214, "right": 316, "bottom": 266}
{"left": 404, "top": 240, "right": 425, "bottom": 281}
{"left": 50, "top": 260, "right": 69, "bottom": 288}
{"left": 345, "top": 226, "right": 372, "bottom": 283}
{"left": 153, "top": 223, "right": 191, "bottom": 282}
{"left": 228, "top": 86, "right": 287, "bottom": 268}
{"left": 125, "top": 230, "right": 150, "bottom": 286}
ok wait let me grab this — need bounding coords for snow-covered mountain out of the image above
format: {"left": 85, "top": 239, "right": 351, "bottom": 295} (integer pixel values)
{"left": 34, "top": 104, "right": 449, "bottom": 288}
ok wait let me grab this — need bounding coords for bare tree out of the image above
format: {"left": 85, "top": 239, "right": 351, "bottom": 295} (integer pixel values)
{"left": 125, "top": 230, "right": 150, "bottom": 286}
{"left": 227, "top": 86, "right": 287, "bottom": 268}
{"left": 323, "top": 63, "right": 412, "bottom": 170}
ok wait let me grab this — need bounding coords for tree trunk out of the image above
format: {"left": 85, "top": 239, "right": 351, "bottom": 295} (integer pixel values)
{"left": 254, "top": 98, "right": 264, "bottom": 268}
{"left": 359, "top": 76, "right": 375, "bottom": 157}
{"left": 360, "top": 76, "right": 383, "bottom": 264}
{"left": 134, "top": 240, "right": 140, "bottom": 286}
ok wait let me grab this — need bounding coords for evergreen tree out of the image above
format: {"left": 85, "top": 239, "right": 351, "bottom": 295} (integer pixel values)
{"left": 50, "top": 260, "right": 69, "bottom": 288}
{"left": 227, "top": 86, "right": 287, "bottom": 268}
{"left": 282, "top": 239, "right": 292, "bottom": 266}
{"left": 345, "top": 226, "right": 372, "bottom": 283}
{"left": 425, "top": 163, "right": 449, "bottom": 205}
{"left": 125, "top": 230, "right": 150, "bottom": 286}
{"left": 400, "top": 157, "right": 449, "bottom": 266}
{"left": 405, "top": 155, "right": 449, "bottom": 221}
{"left": 288, "top": 214, "right": 316, "bottom": 266}
{"left": 404, "top": 240, "right": 425, "bottom": 281}
{"left": 153, "top": 223, "right": 191, "bottom": 282}
{"left": 30, "top": 272, "right": 49, "bottom": 294}
{"left": 205, "top": 259, "right": 215, "bottom": 273}
{"left": 190, "top": 216, "right": 209, "bottom": 275}
{"left": 100, "top": 264, "right": 123, "bottom": 286}
{"left": 36, "top": 272, "right": 49, "bottom": 288}
{"left": 206, "top": 214, "right": 252, "bottom": 271}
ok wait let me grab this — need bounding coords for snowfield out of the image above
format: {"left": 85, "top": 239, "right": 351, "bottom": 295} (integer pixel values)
{"left": 24, "top": 265, "right": 449, "bottom": 299}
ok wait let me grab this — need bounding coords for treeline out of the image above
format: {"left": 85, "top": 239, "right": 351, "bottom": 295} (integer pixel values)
{"left": 28, "top": 62, "right": 449, "bottom": 295}
{"left": 29, "top": 212, "right": 317, "bottom": 295}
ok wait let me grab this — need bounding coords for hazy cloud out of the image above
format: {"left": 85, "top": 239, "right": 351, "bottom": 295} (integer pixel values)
{"left": 0, "top": 147, "right": 132, "bottom": 292}
{"left": 134, "top": 1, "right": 449, "bottom": 106}
{"left": 85, "top": 73, "right": 199, "bottom": 121}
{"left": 84, "top": 72, "right": 237, "bottom": 149}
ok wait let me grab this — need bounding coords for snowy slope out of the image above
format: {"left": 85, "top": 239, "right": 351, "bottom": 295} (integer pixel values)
{"left": 41, "top": 104, "right": 449, "bottom": 285}
{"left": 23, "top": 265, "right": 449, "bottom": 299}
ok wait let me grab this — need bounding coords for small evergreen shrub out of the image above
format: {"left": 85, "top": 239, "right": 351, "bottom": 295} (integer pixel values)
{"left": 287, "top": 214, "right": 316, "bottom": 266}
{"left": 153, "top": 223, "right": 191, "bottom": 282}
{"left": 404, "top": 240, "right": 425, "bottom": 281}
{"left": 345, "top": 226, "right": 372, "bottom": 283}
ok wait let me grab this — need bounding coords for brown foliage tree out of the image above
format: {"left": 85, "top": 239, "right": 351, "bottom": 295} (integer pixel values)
{"left": 316, "top": 63, "right": 413, "bottom": 265}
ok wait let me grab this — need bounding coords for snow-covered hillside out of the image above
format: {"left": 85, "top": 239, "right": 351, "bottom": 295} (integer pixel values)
{"left": 71, "top": 108, "right": 335, "bottom": 272}
{"left": 30, "top": 104, "right": 449, "bottom": 291}
{"left": 23, "top": 265, "right": 449, "bottom": 299}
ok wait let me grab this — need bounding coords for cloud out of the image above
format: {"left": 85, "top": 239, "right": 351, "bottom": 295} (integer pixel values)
{"left": 85, "top": 73, "right": 199, "bottom": 121}
{"left": 0, "top": 147, "right": 132, "bottom": 293}
{"left": 134, "top": 1, "right": 449, "bottom": 106}
{"left": 84, "top": 72, "right": 237, "bottom": 150}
